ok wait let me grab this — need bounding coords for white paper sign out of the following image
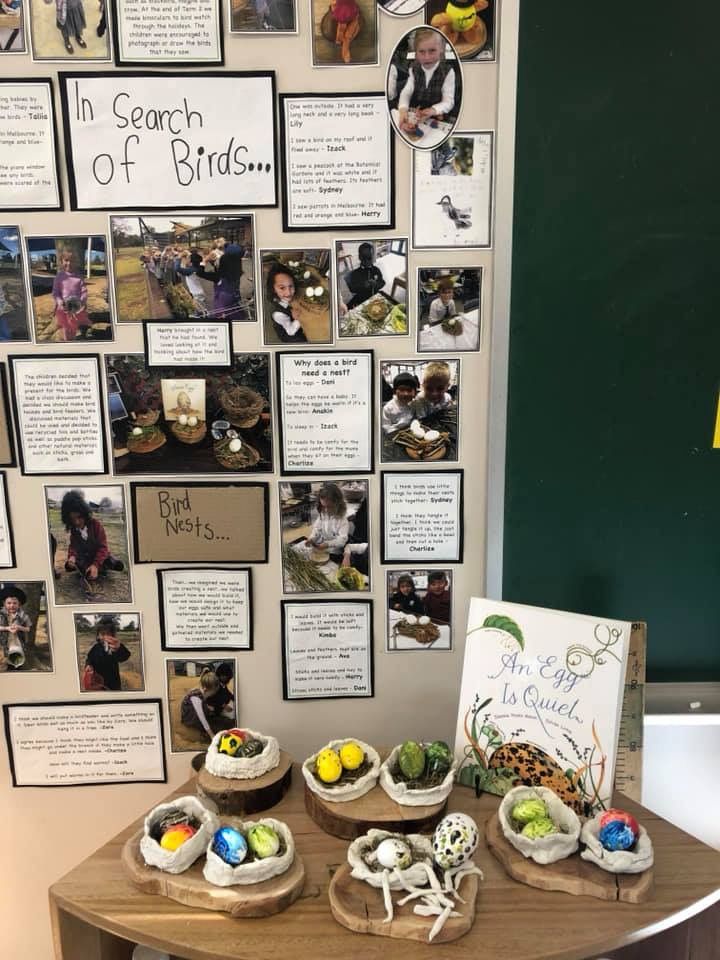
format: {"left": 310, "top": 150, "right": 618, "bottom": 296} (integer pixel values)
{"left": 114, "top": 0, "right": 223, "bottom": 64}
{"left": 5, "top": 701, "right": 166, "bottom": 786}
{"left": 10, "top": 356, "right": 106, "bottom": 475}
{"left": 281, "top": 94, "right": 393, "bottom": 230}
{"left": 146, "top": 322, "right": 232, "bottom": 368}
{"left": 382, "top": 471, "right": 463, "bottom": 563}
{"left": 60, "top": 73, "right": 277, "bottom": 210}
{"left": 0, "top": 474, "right": 13, "bottom": 567}
{"left": 282, "top": 601, "right": 373, "bottom": 699}
{"left": 278, "top": 351, "right": 373, "bottom": 473}
{"left": 159, "top": 567, "right": 251, "bottom": 649}
{"left": 0, "top": 82, "right": 60, "bottom": 211}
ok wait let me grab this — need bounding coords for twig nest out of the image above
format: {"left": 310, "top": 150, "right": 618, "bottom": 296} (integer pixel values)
{"left": 302, "top": 738, "right": 380, "bottom": 802}
{"left": 140, "top": 796, "right": 218, "bottom": 874}
{"left": 580, "top": 814, "right": 654, "bottom": 874}
{"left": 379, "top": 744, "right": 457, "bottom": 807}
{"left": 204, "top": 728, "right": 280, "bottom": 780}
{"left": 203, "top": 816, "right": 295, "bottom": 887}
{"left": 498, "top": 786, "right": 580, "bottom": 864}
{"left": 348, "top": 829, "right": 433, "bottom": 889}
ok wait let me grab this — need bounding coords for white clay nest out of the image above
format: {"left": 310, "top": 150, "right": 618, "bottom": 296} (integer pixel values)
{"left": 204, "top": 729, "right": 280, "bottom": 780}
{"left": 302, "top": 738, "right": 380, "bottom": 802}
{"left": 379, "top": 744, "right": 457, "bottom": 807}
{"left": 580, "top": 814, "right": 654, "bottom": 874}
{"left": 140, "top": 796, "right": 218, "bottom": 874}
{"left": 203, "top": 816, "right": 295, "bottom": 887}
{"left": 498, "top": 785, "right": 581, "bottom": 865}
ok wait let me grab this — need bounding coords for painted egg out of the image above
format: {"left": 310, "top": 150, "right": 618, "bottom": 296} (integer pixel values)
{"left": 188, "top": 415, "right": 198, "bottom": 427}
{"left": 599, "top": 820, "right": 637, "bottom": 851}
{"left": 433, "top": 812, "right": 479, "bottom": 870}
{"left": 132, "top": 427, "right": 143, "bottom": 436}
{"left": 218, "top": 732, "right": 244, "bottom": 756}
{"left": 599, "top": 808, "right": 639, "bottom": 837}
{"left": 305, "top": 286, "right": 314, "bottom": 298}
{"left": 376, "top": 837, "right": 412, "bottom": 870}
{"left": 178, "top": 414, "right": 188, "bottom": 426}
{"left": 316, "top": 748, "right": 343, "bottom": 783}
{"left": 314, "top": 286, "right": 324, "bottom": 297}
{"left": 160, "top": 824, "right": 197, "bottom": 851}
{"left": 521, "top": 817, "right": 558, "bottom": 839}
{"left": 229, "top": 438, "right": 242, "bottom": 453}
{"left": 212, "top": 826, "right": 247, "bottom": 866}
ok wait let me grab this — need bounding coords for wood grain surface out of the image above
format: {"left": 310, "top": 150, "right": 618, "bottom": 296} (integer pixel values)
{"left": 196, "top": 750, "right": 293, "bottom": 815}
{"left": 304, "top": 781, "right": 447, "bottom": 839}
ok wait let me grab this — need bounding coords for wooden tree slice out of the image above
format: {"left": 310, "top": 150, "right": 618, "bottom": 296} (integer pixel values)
{"left": 486, "top": 813, "right": 654, "bottom": 903}
{"left": 122, "top": 828, "right": 305, "bottom": 918}
{"left": 304, "top": 782, "right": 446, "bottom": 840}
{"left": 329, "top": 862, "right": 478, "bottom": 944}
{"left": 196, "top": 751, "right": 293, "bottom": 816}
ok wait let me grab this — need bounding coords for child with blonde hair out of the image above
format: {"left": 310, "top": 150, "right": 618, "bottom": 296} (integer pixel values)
{"left": 412, "top": 360, "right": 454, "bottom": 419}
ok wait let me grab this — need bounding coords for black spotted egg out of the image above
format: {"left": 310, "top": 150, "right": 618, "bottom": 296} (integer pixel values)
{"left": 432, "top": 812, "right": 479, "bottom": 870}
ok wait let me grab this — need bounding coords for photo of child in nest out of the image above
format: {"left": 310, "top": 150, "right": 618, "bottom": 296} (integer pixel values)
{"left": 229, "top": 0, "right": 296, "bottom": 32}
{"left": 75, "top": 613, "right": 144, "bottom": 692}
{"left": 417, "top": 267, "right": 481, "bottom": 352}
{"left": 380, "top": 358, "right": 460, "bottom": 463}
{"left": 261, "top": 249, "right": 332, "bottom": 345}
{"left": 335, "top": 238, "right": 408, "bottom": 339}
{"left": 166, "top": 658, "right": 236, "bottom": 752}
{"left": 386, "top": 569, "right": 452, "bottom": 651}
{"left": 310, "top": 0, "right": 377, "bottom": 66}
{"left": 0, "top": 228, "right": 30, "bottom": 342}
{"left": 0, "top": 581, "right": 53, "bottom": 673}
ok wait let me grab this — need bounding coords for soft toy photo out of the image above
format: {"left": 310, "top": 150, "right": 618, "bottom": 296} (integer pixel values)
{"left": 431, "top": 0, "right": 488, "bottom": 49}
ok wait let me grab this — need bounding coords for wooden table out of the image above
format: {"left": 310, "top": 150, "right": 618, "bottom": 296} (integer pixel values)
{"left": 49, "top": 769, "right": 720, "bottom": 960}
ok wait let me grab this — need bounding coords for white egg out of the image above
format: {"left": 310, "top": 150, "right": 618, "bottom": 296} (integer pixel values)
{"left": 418, "top": 616, "right": 430, "bottom": 626}
{"left": 410, "top": 419, "right": 421, "bottom": 430}
{"left": 448, "top": 318, "right": 456, "bottom": 327}
{"left": 405, "top": 615, "right": 417, "bottom": 625}
{"left": 425, "top": 430, "right": 440, "bottom": 442}
{"left": 303, "top": 270, "right": 311, "bottom": 279}
{"left": 188, "top": 415, "right": 198, "bottom": 427}
{"left": 306, "top": 286, "right": 314, "bottom": 298}
{"left": 314, "top": 286, "right": 324, "bottom": 297}
{"left": 376, "top": 838, "right": 412, "bottom": 870}
{"left": 178, "top": 414, "right": 188, "bottom": 426}
{"left": 411, "top": 425, "right": 426, "bottom": 439}
{"left": 433, "top": 813, "right": 479, "bottom": 870}
{"left": 229, "top": 438, "right": 242, "bottom": 453}
{"left": 132, "top": 426, "right": 143, "bottom": 436}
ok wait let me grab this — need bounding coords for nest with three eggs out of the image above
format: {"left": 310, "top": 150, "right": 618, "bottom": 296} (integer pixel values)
{"left": 285, "top": 259, "right": 328, "bottom": 313}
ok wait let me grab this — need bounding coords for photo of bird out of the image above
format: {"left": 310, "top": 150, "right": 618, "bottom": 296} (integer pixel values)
{"left": 436, "top": 195, "right": 473, "bottom": 229}
{"left": 431, "top": 143, "right": 458, "bottom": 176}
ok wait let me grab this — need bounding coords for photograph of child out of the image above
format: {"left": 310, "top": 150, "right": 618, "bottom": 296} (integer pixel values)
{"left": 387, "top": 27, "right": 463, "bottom": 150}
{"left": 426, "top": 0, "right": 494, "bottom": 61}
{"left": 380, "top": 358, "right": 459, "bottom": 462}
{"left": 45, "top": 485, "right": 132, "bottom": 605}
{"left": 75, "top": 612, "right": 144, "bottom": 692}
{"left": 0, "top": 581, "right": 53, "bottom": 672}
{"left": 417, "top": 267, "right": 481, "bottom": 352}
{"left": 0, "top": 227, "right": 30, "bottom": 341}
{"left": 281, "top": 479, "right": 369, "bottom": 593}
{"left": 28, "top": 0, "right": 110, "bottom": 60}
{"left": 166, "top": 658, "right": 236, "bottom": 752}
{"left": 110, "top": 215, "right": 255, "bottom": 324}
{"left": 229, "top": 0, "right": 296, "bottom": 32}
{"left": 0, "top": 0, "right": 25, "bottom": 53}
{"left": 310, "top": 0, "right": 377, "bottom": 66}
{"left": 25, "top": 235, "right": 112, "bottom": 342}
{"left": 335, "top": 238, "right": 408, "bottom": 339}
{"left": 261, "top": 249, "right": 332, "bottom": 345}
{"left": 386, "top": 569, "right": 452, "bottom": 650}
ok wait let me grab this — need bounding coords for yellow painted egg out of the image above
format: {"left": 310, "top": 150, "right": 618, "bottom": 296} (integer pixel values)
{"left": 339, "top": 741, "right": 364, "bottom": 771}
{"left": 316, "top": 748, "right": 343, "bottom": 783}
{"left": 160, "top": 824, "right": 196, "bottom": 851}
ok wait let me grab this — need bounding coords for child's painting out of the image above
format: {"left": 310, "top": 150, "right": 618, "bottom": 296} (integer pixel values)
{"left": 229, "top": 0, "right": 296, "bottom": 32}
{"left": 25, "top": 235, "right": 113, "bottom": 342}
{"left": 380, "top": 358, "right": 460, "bottom": 463}
{"left": 387, "top": 27, "right": 463, "bottom": 151}
{"left": 417, "top": 266, "right": 481, "bottom": 352}
{"left": 386, "top": 569, "right": 452, "bottom": 651}
{"left": 425, "top": 0, "right": 494, "bottom": 61}
{"left": 45, "top": 484, "right": 133, "bottom": 605}
{"left": 166, "top": 657, "right": 236, "bottom": 753}
{"left": 0, "top": 0, "right": 26, "bottom": 53}
{"left": 75, "top": 612, "right": 144, "bottom": 692}
{"left": 310, "top": 0, "right": 377, "bottom": 66}
{"left": 0, "top": 227, "right": 30, "bottom": 341}
{"left": 335, "top": 238, "right": 408, "bottom": 339}
{"left": 109, "top": 215, "right": 255, "bottom": 324}
{"left": 260, "top": 248, "right": 332, "bottom": 345}
{"left": 0, "top": 580, "right": 53, "bottom": 673}
{"left": 28, "top": 0, "right": 110, "bottom": 60}
{"left": 104, "top": 353, "right": 273, "bottom": 475}
{"left": 280, "top": 479, "right": 369, "bottom": 593}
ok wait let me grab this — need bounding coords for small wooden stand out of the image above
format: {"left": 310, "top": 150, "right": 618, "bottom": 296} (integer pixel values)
{"left": 329, "top": 862, "right": 478, "bottom": 943}
{"left": 486, "top": 813, "right": 654, "bottom": 903}
{"left": 196, "top": 751, "right": 293, "bottom": 816}
{"left": 304, "top": 782, "right": 446, "bottom": 840}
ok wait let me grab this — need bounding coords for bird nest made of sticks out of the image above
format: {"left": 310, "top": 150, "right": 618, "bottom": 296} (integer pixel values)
{"left": 213, "top": 437, "right": 261, "bottom": 470}
{"left": 219, "top": 386, "right": 265, "bottom": 427}
{"left": 170, "top": 420, "right": 207, "bottom": 445}
{"left": 127, "top": 425, "right": 166, "bottom": 454}
{"left": 362, "top": 298, "right": 391, "bottom": 324}
{"left": 441, "top": 316, "right": 464, "bottom": 336}
{"left": 393, "top": 428, "right": 449, "bottom": 461}
{"left": 393, "top": 618, "right": 441, "bottom": 645}
{"left": 133, "top": 409, "right": 160, "bottom": 426}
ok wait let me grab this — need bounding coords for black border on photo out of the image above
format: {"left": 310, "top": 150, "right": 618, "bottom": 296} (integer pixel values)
{"left": 260, "top": 247, "right": 334, "bottom": 347}
{"left": 0, "top": 366, "right": 18, "bottom": 467}
{"left": 279, "top": 92, "right": 395, "bottom": 232}
{"left": 9, "top": 354, "right": 109, "bottom": 476}
{"left": 0, "top": 471, "right": 17, "bottom": 569}
{"left": 309, "top": 0, "right": 379, "bottom": 69}
{"left": 385, "top": 568, "right": 453, "bottom": 652}
{"left": 276, "top": 349, "right": 375, "bottom": 475}
{"left": 227, "top": 0, "right": 298, "bottom": 33}
{"left": 380, "top": 469, "right": 464, "bottom": 563}
{"left": 164, "top": 655, "right": 237, "bottom": 753}
{"left": 73, "top": 610, "right": 146, "bottom": 694}
{"left": 143, "top": 320, "right": 234, "bottom": 369}
{"left": 0, "top": 79, "right": 63, "bottom": 213}
{"left": 2, "top": 699, "right": 167, "bottom": 787}
{"left": 157, "top": 566, "right": 253, "bottom": 651}
{"left": 281, "top": 597, "right": 374, "bottom": 700}
{"left": 59, "top": 71, "right": 279, "bottom": 212}
{"left": 415, "top": 265, "right": 482, "bottom": 353}
{"left": 111, "top": 0, "right": 224, "bottom": 67}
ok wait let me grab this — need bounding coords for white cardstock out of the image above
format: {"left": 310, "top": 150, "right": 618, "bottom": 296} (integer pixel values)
{"left": 282, "top": 95, "right": 393, "bottom": 229}
{"left": 115, "top": 0, "right": 222, "bottom": 63}
{"left": 160, "top": 568, "right": 251, "bottom": 649}
{"left": 61, "top": 73, "right": 276, "bottom": 210}
{"left": 283, "top": 601, "right": 372, "bottom": 699}
{"left": 0, "top": 82, "right": 60, "bottom": 210}
{"left": 147, "top": 323, "right": 231, "bottom": 367}
{"left": 5, "top": 701, "right": 165, "bottom": 786}
{"left": 279, "top": 352, "right": 373, "bottom": 473}
{"left": 0, "top": 475, "right": 12, "bottom": 567}
{"left": 383, "top": 471, "right": 462, "bottom": 562}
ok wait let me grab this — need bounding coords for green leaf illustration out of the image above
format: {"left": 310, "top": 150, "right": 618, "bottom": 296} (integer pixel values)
{"left": 482, "top": 614, "right": 525, "bottom": 650}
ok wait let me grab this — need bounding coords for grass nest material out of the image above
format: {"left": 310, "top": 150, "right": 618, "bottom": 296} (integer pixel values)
{"left": 390, "top": 763, "right": 449, "bottom": 791}
{"left": 362, "top": 299, "right": 391, "bottom": 324}
{"left": 127, "top": 425, "right": 166, "bottom": 454}
{"left": 313, "top": 755, "right": 372, "bottom": 788}
{"left": 219, "top": 386, "right": 265, "bottom": 427}
{"left": 441, "top": 316, "right": 463, "bottom": 336}
{"left": 282, "top": 545, "right": 342, "bottom": 592}
{"left": 171, "top": 420, "right": 207, "bottom": 444}
{"left": 214, "top": 437, "right": 261, "bottom": 470}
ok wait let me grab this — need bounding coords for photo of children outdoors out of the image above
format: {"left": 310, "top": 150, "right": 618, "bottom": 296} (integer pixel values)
{"left": 280, "top": 479, "right": 369, "bottom": 593}
{"left": 0, "top": 581, "right": 53, "bottom": 673}
{"left": 166, "top": 658, "right": 236, "bottom": 752}
{"left": 386, "top": 569, "right": 452, "bottom": 650}
{"left": 28, "top": 0, "right": 110, "bottom": 60}
{"left": 335, "top": 238, "right": 408, "bottom": 339}
{"left": 260, "top": 249, "right": 332, "bottom": 345}
{"left": 426, "top": 0, "right": 495, "bottom": 61}
{"left": 380, "top": 358, "right": 459, "bottom": 462}
{"left": 25, "top": 235, "right": 112, "bottom": 343}
{"left": 417, "top": 267, "right": 481, "bottom": 352}
{"left": 0, "top": 227, "right": 29, "bottom": 341}
{"left": 105, "top": 353, "right": 272, "bottom": 475}
{"left": 110, "top": 216, "right": 255, "bottom": 324}
{"left": 0, "top": 0, "right": 25, "bottom": 53}
{"left": 229, "top": 0, "right": 296, "bottom": 32}
{"left": 310, "top": 0, "right": 377, "bottom": 65}
{"left": 45, "top": 485, "right": 132, "bottom": 605}
{"left": 75, "top": 612, "right": 144, "bottom": 692}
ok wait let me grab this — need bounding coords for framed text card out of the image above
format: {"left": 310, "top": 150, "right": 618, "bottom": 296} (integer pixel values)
{"left": 0, "top": 80, "right": 62, "bottom": 212}
{"left": 111, "top": 0, "right": 224, "bottom": 66}
{"left": 157, "top": 567, "right": 252, "bottom": 650}
{"left": 381, "top": 470, "right": 464, "bottom": 563}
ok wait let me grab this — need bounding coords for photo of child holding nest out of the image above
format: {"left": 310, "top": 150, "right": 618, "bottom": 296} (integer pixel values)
{"left": 386, "top": 569, "right": 452, "bottom": 651}
{"left": 380, "top": 358, "right": 460, "bottom": 462}
{"left": 261, "top": 249, "right": 332, "bottom": 345}
{"left": 310, "top": 0, "right": 377, "bottom": 66}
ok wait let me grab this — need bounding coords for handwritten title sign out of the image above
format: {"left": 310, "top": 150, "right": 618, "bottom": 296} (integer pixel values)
{"left": 59, "top": 72, "right": 277, "bottom": 210}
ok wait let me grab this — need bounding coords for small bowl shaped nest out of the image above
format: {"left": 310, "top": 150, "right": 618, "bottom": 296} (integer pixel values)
{"left": 127, "top": 425, "right": 166, "bottom": 454}
{"left": 219, "top": 386, "right": 265, "bottom": 427}
{"left": 134, "top": 409, "right": 160, "bottom": 426}
{"left": 171, "top": 420, "right": 207, "bottom": 445}
{"left": 214, "top": 437, "right": 261, "bottom": 470}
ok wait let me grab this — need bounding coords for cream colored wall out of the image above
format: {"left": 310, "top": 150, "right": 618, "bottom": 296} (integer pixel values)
{"left": 1, "top": 6, "right": 504, "bottom": 958}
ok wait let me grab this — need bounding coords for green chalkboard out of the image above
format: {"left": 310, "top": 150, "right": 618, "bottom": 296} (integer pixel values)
{"left": 503, "top": 4, "right": 720, "bottom": 681}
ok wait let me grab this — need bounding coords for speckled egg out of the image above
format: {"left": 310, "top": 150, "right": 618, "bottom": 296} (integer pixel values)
{"left": 376, "top": 837, "right": 412, "bottom": 870}
{"left": 432, "top": 812, "right": 479, "bottom": 870}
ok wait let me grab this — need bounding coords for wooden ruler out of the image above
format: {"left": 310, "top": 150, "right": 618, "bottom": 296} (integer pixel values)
{"left": 613, "top": 622, "right": 646, "bottom": 803}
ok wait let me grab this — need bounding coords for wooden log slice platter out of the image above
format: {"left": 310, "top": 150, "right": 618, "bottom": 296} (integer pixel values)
{"left": 329, "top": 861, "right": 478, "bottom": 944}
{"left": 304, "top": 782, "right": 446, "bottom": 840}
{"left": 196, "top": 750, "right": 293, "bottom": 816}
{"left": 486, "top": 813, "right": 654, "bottom": 903}
{"left": 121, "top": 826, "right": 305, "bottom": 918}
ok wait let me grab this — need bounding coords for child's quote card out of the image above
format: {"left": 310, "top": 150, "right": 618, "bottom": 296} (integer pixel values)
{"left": 0, "top": 81, "right": 62, "bottom": 212}
{"left": 454, "top": 598, "right": 631, "bottom": 813}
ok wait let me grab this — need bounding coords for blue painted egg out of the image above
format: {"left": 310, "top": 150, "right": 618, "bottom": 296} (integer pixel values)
{"left": 212, "top": 826, "right": 248, "bottom": 866}
{"left": 598, "top": 820, "right": 636, "bottom": 851}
